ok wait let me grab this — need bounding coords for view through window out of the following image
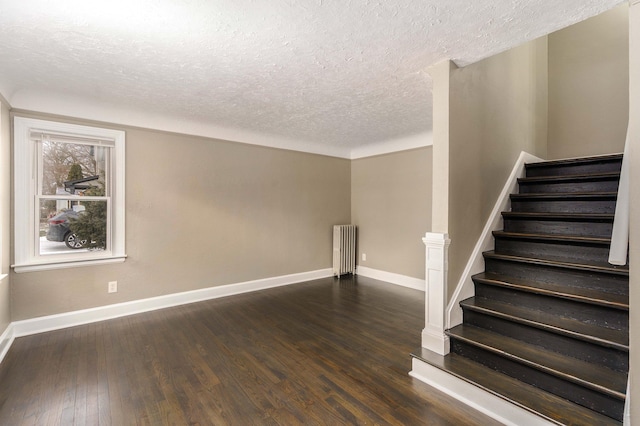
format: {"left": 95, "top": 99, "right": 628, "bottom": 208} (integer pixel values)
{"left": 38, "top": 138, "right": 110, "bottom": 255}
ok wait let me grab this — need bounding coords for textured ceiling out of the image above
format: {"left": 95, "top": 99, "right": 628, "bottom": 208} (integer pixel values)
{"left": 0, "top": 0, "right": 624, "bottom": 157}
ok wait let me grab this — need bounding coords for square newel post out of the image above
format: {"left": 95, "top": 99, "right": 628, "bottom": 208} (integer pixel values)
{"left": 422, "top": 232, "right": 451, "bottom": 355}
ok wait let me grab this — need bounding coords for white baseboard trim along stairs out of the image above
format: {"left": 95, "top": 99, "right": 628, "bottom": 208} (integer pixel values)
{"left": 410, "top": 356, "right": 555, "bottom": 426}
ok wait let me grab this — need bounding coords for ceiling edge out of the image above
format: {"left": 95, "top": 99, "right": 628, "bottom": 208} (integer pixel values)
{"left": 7, "top": 88, "right": 434, "bottom": 160}
{"left": 0, "top": 86, "right": 12, "bottom": 108}
{"left": 8, "top": 88, "right": 355, "bottom": 159}
{"left": 349, "top": 131, "right": 433, "bottom": 160}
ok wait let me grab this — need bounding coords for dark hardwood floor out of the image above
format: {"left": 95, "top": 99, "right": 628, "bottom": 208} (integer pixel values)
{"left": 0, "top": 275, "right": 502, "bottom": 425}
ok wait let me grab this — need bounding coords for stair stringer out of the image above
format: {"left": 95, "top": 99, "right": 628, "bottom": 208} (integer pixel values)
{"left": 445, "top": 151, "right": 543, "bottom": 330}
{"left": 410, "top": 356, "right": 557, "bottom": 426}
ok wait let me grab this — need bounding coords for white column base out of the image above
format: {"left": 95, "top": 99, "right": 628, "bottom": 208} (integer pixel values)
{"left": 422, "top": 232, "right": 451, "bottom": 355}
{"left": 421, "top": 327, "right": 450, "bottom": 355}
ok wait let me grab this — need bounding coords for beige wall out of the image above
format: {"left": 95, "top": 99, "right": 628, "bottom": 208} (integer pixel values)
{"left": 0, "top": 100, "right": 10, "bottom": 333}
{"left": 548, "top": 4, "right": 629, "bottom": 159}
{"left": 10, "top": 113, "right": 351, "bottom": 320}
{"left": 431, "top": 60, "right": 456, "bottom": 234}
{"left": 446, "top": 38, "right": 548, "bottom": 297}
{"left": 351, "top": 147, "right": 432, "bottom": 280}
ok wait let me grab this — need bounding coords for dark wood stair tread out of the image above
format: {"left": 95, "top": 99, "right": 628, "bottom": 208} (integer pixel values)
{"left": 493, "top": 230, "right": 611, "bottom": 245}
{"left": 472, "top": 272, "right": 628, "bottom": 310}
{"left": 511, "top": 192, "right": 617, "bottom": 200}
{"left": 460, "top": 297, "right": 629, "bottom": 350}
{"left": 518, "top": 171, "right": 620, "bottom": 184}
{"left": 446, "top": 324, "right": 627, "bottom": 399}
{"left": 411, "top": 347, "right": 622, "bottom": 426}
{"left": 483, "top": 251, "right": 629, "bottom": 275}
{"left": 500, "top": 212, "right": 615, "bottom": 238}
{"left": 502, "top": 212, "right": 614, "bottom": 221}
{"left": 509, "top": 192, "right": 618, "bottom": 214}
{"left": 526, "top": 154, "right": 622, "bottom": 167}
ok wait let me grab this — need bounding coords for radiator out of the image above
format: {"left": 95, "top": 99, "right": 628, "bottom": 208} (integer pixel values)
{"left": 333, "top": 225, "right": 357, "bottom": 276}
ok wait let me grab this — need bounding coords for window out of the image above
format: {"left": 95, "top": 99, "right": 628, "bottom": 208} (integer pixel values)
{"left": 13, "top": 117, "right": 126, "bottom": 272}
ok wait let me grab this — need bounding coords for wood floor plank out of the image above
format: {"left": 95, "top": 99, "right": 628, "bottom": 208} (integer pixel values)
{"left": 0, "top": 276, "right": 502, "bottom": 425}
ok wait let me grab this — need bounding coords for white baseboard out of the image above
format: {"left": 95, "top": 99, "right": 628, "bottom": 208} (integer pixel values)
{"left": 11, "top": 268, "right": 333, "bottom": 338}
{"left": 0, "top": 323, "right": 15, "bottom": 364}
{"left": 356, "top": 266, "right": 425, "bottom": 291}
{"left": 5, "top": 266, "right": 416, "bottom": 363}
{"left": 410, "top": 358, "right": 554, "bottom": 426}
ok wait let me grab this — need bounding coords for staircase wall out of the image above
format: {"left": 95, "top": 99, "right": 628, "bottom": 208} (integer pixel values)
{"left": 548, "top": 4, "right": 629, "bottom": 160}
{"left": 445, "top": 38, "right": 549, "bottom": 299}
{"left": 435, "top": 6, "right": 632, "bottom": 303}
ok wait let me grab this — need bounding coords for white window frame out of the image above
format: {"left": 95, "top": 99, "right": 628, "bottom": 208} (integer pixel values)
{"left": 13, "top": 117, "right": 126, "bottom": 273}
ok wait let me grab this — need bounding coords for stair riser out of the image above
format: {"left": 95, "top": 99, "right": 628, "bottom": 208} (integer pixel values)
{"left": 462, "top": 309, "right": 628, "bottom": 372}
{"left": 473, "top": 284, "right": 628, "bottom": 331}
{"left": 510, "top": 198, "right": 616, "bottom": 214}
{"left": 502, "top": 218, "right": 613, "bottom": 238}
{"left": 484, "top": 257, "right": 628, "bottom": 295}
{"left": 525, "top": 161, "right": 622, "bottom": 178}
{"left": 494, "top": 238, "right": 611, "bottom": 264}
{"left": 450, "top": 339, "right": 624, "bottom": 421}
{"left": 519, "top": 180, "right": 619, "bottom": 194}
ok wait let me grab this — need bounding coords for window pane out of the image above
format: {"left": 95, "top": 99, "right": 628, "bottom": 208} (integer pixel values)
{"left": 41, "top": 140, "right": 108, "bottom": 196}
{"left": 39, "top": 200, "right": 108, "bottom": 255}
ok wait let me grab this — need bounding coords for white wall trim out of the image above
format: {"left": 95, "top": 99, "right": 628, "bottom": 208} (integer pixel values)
{"left": 0, "top": 323, "right": 15, "bottom": 365}
{"left": 445, "top": 151, "right": 543, "bottom": 329}
{"left": 11, "top": 268, "right": 333, "bottom": 338}
{"left": 13, "top": 256, "right": 127, "bottom": 273}
{"left": 356, "top": 266, "right": 425, "bottom": 291}
{"left": 349, "top": 131, "right": 433, "bottom": 159}
{"left": 609, "top": 141, "right": 629, "bottom": 265}
{"left": 410, "top": 357, "right": 555, "bottom": 426}
{"left": 624, "top": 369, "right": 631, "bottom": 426}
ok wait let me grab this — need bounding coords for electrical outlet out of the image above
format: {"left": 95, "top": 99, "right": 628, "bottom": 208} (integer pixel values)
{"left": 362, "top": 253, "right": 367, "bottom": 261}
{"left": 108, "top": 281, "right": 118, "bottom": 293}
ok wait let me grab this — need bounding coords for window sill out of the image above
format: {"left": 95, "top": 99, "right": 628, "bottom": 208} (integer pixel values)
{"left": 12, "top": 255, "right": 127, "bottom": 273}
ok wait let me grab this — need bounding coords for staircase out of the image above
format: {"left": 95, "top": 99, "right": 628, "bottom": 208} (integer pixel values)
{"left": 413, "top": 154, "right": 629, "bottom": 425}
